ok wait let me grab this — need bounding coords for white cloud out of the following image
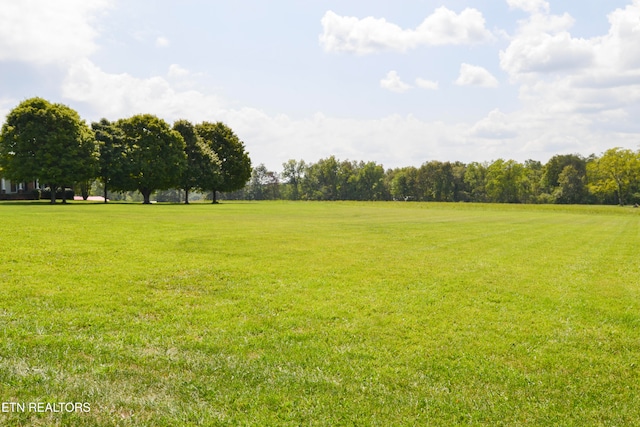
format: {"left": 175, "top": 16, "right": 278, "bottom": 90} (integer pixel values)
{"left": 468, "top": 109, "right": 518, "bottom": 139}
{"left": 168, "top": 64, "right": 190, "bottom": 78}
{"left": 56, "top": 56, "right": 640, "bottom": 171}
{"left": 415, "top": 78, "right": 439, "bottom": 90}
{"left": 469, "top": 1, "right": 640, "bottom": 162}
{"left": 57, "top": 59, "right": 486, "bottom": 168}
{"left": 42, "top": 0, "right": 640, "bottom": 171}
{"left": 500, "top": 32, "right": 593, "bottom": 76}
{"left": 455, "top": 63, "right": 499, "bottom": 87}
{"left": 467, "top": 104, "right": 632, "bottom": 160}
{"left": 380, "top": 71, "right": 412, "bottom": 93}
{"left": 319, "top": 7, "right": 494, "bottom": 54}
{"left": 0, "top": 97, "right": 16, "bottom": 124}
{"left": 500, "top": 4, "right": 592, "bottom": 78}
{"left": 596, "top": 1, "right": 640, "bottom": 72}
{"left": 223, "top": 110, "right": 474, "bottom": 169}
{"left": 62, "top": 59, "right": 224, "bottom": 121}
{"left": 156, "top": 36, "right": 170, "bottom": 48}
{"left": 417, "top": 7, "right": 495, "bottom": 46}
{"left": 500, "top": 0, "right": 640, "bottom": 117}
{"left": 506, "top": 0, "right": 549, "bottom": 14}
{"left": 0, "top": 0, "right": 112, "bottom": 65}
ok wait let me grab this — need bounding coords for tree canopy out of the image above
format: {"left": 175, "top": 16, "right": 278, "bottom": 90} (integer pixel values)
{"left": 0, "top": 97, "right": 98, "bottom": 203}
{"left": 588, "top": 148, "right": 640, "bottom": 206}
{"left": 115, "top": 114, "right": 187, "bottom": 204}
{"left": 92, "top": 118, "right": 128, "bottom": 203}
{"left": 173, "top": 120, "right": 221, "bottom": 204}
{"left": 195, "top": 122, "right": 251, "bottom": 203}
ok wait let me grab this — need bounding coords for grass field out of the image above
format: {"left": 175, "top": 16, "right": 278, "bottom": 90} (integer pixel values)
{"left": 0, "top": 201, "right": 639, "bottom": 426}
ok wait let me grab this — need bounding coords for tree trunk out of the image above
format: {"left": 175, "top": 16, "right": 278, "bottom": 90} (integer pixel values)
{"left": 141, "top": 189, "right": 152, "bottom": 204}
{"left": 184, "top": 188, "right": 190, "bottom": 204}
{"left": 104, "top": 184, "right": 108, "bottom": 203}
{"left": 50, "top": 184, "right": 57, "bottom": 204}
{"left": 212, "top": 189, "right": 218, "bottom": 204}
{"left": 81, "top": 181, "right": 89, "bottom": 200}
{"left": 616, "top": 180, "right": 624, "bottom": 206}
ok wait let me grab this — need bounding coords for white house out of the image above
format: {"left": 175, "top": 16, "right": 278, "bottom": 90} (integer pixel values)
{"left": 0, "top": 178, "right": 40, "bottom": 200}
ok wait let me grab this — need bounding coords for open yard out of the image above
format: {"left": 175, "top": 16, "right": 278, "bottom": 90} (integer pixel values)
{"left": 0, "top": 201, "right": 639, "bottom": 426}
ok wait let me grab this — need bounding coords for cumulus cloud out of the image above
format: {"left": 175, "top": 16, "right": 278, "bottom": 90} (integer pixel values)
{"left": 0, "top": 0, "right": 111, "bottom": 65}
{"left": 168, "top": 64, "right": 190, "bottom": 77}
{"left": 320, "top": 7, "right": 494, "bottom": 54}
{"left": 57, "top": 59, "right": 490, "bottom": 168}
{"left": 468, "top": 109, "right": 518, "bottom": 139}
{"left": 56, "top": 55, "right": 640, "bottom": 171}
{"left": 415, "top": 78, "right": 439, "bottom": 90}
{"left": 467, "top": 1, "right": 640, "bottom": 161}
{"left": 219, "top": 110, "right": 456, "bottom": 168}
{"left": 500, "top": 0, "right": 640, "bottom": 118}
{"left": 62, "top": 59, "right": 224, "bottom": 120}
{"left": 155, "top": 36, "right": 170, "bottom": 48}
{"left": 467, "top": 105, "right": 622, "bottom": 159}
{"left": 15, "top": 0, "right": 638, "bottom": 171}
{"left": 506, "top": 0, "right": 549, "bottom": 14}
{"left": 380, "top": 71, "right": 412, "bottom": 93}
{"left": 596, "top": 1, "right": 640, "bottom": 72}
{"left": 0, "top": 97, "right": 16, "bottom": 123}
{"left": 455, "top": 63, "right": 499, "bottom": 87}
{"left": 500, "top": 3, "right": 592, "bottom": 77}
{"left": 501, "top": 32, "right": 593, "bottom": 75}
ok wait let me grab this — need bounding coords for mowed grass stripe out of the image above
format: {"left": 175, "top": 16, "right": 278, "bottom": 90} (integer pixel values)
{"left": 0, "top": 201, "right": 639, "bottom": 426}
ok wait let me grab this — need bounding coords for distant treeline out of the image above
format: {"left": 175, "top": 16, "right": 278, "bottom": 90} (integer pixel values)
{"left": 2, "top": 99, "right": 639, "bottom": 206}
{"left": 223, "top": 150, "right": 640, "bottom": 206}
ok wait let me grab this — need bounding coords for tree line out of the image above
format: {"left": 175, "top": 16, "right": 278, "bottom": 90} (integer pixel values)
{"left": 2, "top": 98, "right": 639, "bottom": 206}
{"left": 0, "top": 98, "right": 251, "bottom": 203}
{"left": 233, "top": 150, "right": 640, "bottom": 206}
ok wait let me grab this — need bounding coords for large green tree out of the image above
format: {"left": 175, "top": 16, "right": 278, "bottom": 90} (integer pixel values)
{"left": 248, "top": 163, "right": 280, "bottom": 200}
{"left": 353, "top": 161, "right": 386, "bottom": 201}
{"left": 195, "top": 122, "right": 251, "bottom": 203}
{"left": 485, "top": 159, "right": 525, "bottom": 203}
{"left": 92, "top": 118, "right": 128, "bottom": 203}
{"left": 281, "top": 159, "right": 306, "bottom": 200}
{"left": 173, "top": 120, "right": 221, "bottom": 204}
{"left": 388, "top": 166, "right": 419, "bottom": 201}
{"left": 116, "top": 114, "right": 187, "bottom": 204}
{"left": 554, "top": 165, "right": 589, "bottom": 204}
{"left": 301, "top": 156, "right": 340, "bottom": 200}
{"left": 588, "top": 147, "right": 640, "bottom": 206}
{"left": 464, "top": 162, "right": 489, "bottom": 202}
{"left": 542, "top": 154, "right": 587, "bottom": 192}
{"left": 0, "top": 97, "right": 98, "bottom": 203}
{"left": 417, "top": 161, "right": 455, "bottom": 202}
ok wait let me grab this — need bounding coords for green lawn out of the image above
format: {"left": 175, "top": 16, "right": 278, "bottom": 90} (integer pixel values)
{"left": 1, "top": 201, "right": 639, "bottom": 426}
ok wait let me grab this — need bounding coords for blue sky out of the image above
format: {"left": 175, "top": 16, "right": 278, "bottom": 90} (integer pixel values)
{"left": 1, "top": 0, "right": 639, "bottom": 170}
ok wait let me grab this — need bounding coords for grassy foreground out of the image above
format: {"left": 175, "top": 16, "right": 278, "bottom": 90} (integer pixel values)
{"left": 0, "top": 201, "right": 639, "bottom": 426}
